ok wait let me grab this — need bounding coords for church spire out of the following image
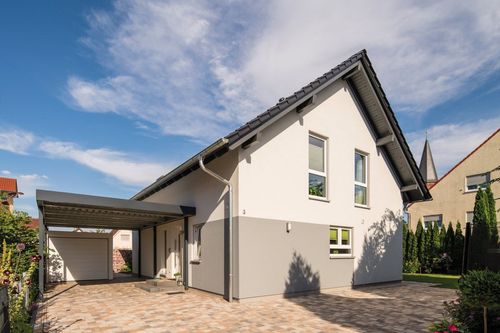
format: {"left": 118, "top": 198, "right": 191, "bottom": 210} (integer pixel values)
{"left": 419, "top": 136, "right": 438, "bottom": 184}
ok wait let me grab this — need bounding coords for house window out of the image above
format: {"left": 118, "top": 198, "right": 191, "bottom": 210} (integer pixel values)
{"left": 330, "top": 226, "right": 352, "bottom": 257}
{"left": 466, "top": 173, "right": 490, "bottom": 192}
{"left": 193, "top": 224, "right": 203, "bottom": 260}
{"left": 354, "top": 151, "right": 368, "bottom": 206}
{"left": 309, "top": 134, "right": 327, "bottom": 198}
{"left": 120, "top": 234, "right": 130, "bottom": 242}
{"left": 466, "top": 211, "right": 474, "bottom": 224}
{"left": 423, "top": 214, "right": 442, "bottom": 229}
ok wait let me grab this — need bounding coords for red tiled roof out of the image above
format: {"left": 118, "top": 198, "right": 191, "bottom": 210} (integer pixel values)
{"left": 428, "top": 128, "right": 500, "bottom": 190}
{"left": 28, "top": 218, "right": 39, "bottom": 229}
{"left": 0, "top": 177, "right": 17, "bottom": 193}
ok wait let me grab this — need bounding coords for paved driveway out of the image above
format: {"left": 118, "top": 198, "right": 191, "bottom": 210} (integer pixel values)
{"left": 35, "top": 280, "right": 455, "bottom": 333}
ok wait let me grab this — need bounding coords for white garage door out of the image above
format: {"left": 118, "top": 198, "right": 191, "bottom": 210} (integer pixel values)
{"left": 48, "top": 237, "right": 109, "bottom": 282}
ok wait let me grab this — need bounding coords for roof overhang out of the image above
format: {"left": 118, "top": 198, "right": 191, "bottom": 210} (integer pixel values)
{"left": 132, "top": 50, "right": 431, "bottom": 204}
{"left": 37, "top": 189, "right": 195, "bottom": 230}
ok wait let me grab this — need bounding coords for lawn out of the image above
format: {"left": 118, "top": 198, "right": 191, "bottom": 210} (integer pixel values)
{"left": 403, "top": 273, "right": 460, "bottom": 289}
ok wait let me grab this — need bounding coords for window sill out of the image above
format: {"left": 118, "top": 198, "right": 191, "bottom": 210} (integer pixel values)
{"left": 330, "top": 256, "right": 355, "bottom": 260}
{"left": 464, "top": 189, "right": 480, "bottom": 194}
{"left": 190, "top": 260, "right": 201, "bottom": 265}
{"left": 354, "top": 203, "right": 370, "bottom": 210}
{"left": 309, "top": 195, "right": 330, "bottom": 202}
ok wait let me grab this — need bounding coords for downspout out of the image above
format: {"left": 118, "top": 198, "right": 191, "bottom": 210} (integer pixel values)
{"left": 198, "top": 153, "right": 233, "bottom": 303}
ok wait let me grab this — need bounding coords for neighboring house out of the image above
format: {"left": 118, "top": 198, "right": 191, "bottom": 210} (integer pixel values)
{"left": 113, "top": 230, "right": 133, "bottom": 250}
{"left": 0, "top": 177, "right": 20, "bottom": 212}
{"left": 112, "top": 230, "right": 136, "bottom": 273}
{"left": 408, "top": 129, "right": 500, "bottom": 231}
{"left": 128, "top": 50, "right": 431, "bottom": 299}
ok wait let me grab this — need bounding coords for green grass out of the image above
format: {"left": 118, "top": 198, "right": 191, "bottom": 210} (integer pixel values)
{"left": 403, "top": 273, "right": 460, "bottom": 289}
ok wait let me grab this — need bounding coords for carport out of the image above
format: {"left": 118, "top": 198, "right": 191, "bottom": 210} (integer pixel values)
{"left": 36, "top": 189, "right": 195, "bottom": 293}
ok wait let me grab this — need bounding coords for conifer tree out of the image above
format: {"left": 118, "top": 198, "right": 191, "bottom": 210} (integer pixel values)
{"left": 439, "top": 225, "right": 447, "bottom": 253}
{"left": 470, "top": 188, "right": 491, "bottom": 269}
{"left": 453, "top": 221, "right": 464, "bottom": 273}
{"left": 443, "top": 222, "right": 455, "bottom": 255}
{"left": 415, "top": 220, "right": 426, "bottom": 271}
{"left": 485, "top": 185, "right": 498, "bottom": 246}
{"left": 403, "top": 223, "right": 408, "bottom": 261}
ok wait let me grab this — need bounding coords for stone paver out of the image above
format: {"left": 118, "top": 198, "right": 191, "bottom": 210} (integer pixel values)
{"left": 35, "top": 280, "right": 455, "bottom": 332}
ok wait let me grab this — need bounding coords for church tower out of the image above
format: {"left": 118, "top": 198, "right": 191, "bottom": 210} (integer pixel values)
{"left": 419, "top": 136, "right": 438, "bottom": 187}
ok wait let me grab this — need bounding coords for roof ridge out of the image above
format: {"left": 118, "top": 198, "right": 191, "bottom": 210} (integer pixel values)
{"left": 428, "top": 128, "right": 500, "bottom": 190}
{"left": 225, "top": 50, "right": 366, "bottom": 142}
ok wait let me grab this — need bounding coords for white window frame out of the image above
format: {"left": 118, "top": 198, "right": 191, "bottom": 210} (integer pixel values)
{"left": 465, "top": 172, "right": 490, "bottom": 192}
{"left": 423, "top": 214, "right": 443, "bottom": 230}
{"left": 466, "top": 211, "right": 474, "bottom": 224}
{"left": 308, "top": 133, "right": 328, "bottom": 200}
{"left": 329, "top": 226, "right": 353, "bottom": 258}
{"left": 354, "top": 150, "right": 369, "bottom": 207}
{"left": 192, "top": 224, "right": 204, "bottom": 261}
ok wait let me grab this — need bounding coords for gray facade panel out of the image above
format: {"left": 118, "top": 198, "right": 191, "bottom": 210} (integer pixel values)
{"left": 236, "top": 217, "right": 354, "bottom": 299}
{"left": 190, "top": 219, "right": 225, "bottom": 295}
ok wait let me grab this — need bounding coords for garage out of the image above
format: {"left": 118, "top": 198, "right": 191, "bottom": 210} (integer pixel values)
{"left": 48, "top": 231, "right": 112, "bottom": 282}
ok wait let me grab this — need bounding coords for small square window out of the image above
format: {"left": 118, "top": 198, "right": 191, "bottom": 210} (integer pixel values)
{"left": 329, "top": 226, "right": 352, "bottom": 257}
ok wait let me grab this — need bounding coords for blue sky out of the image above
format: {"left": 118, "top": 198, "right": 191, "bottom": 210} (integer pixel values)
{"left": 1, "top": 0, "right": 499, "bottom": 216}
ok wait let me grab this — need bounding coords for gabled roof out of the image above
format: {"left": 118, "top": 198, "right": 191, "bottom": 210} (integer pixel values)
{"left": 0, "top": 177, "right": 18, "bottom": 193}
{"left": 133, "top": 50, "right": 431, "bottom": 204}
{"left": 428, "top": 128, "right": 500, "bottom": 190}
{"left": 419, "top": 138, "right": 438, "bottom": 183}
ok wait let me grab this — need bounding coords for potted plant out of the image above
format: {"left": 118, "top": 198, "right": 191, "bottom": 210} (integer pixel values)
{"left": 173, "top": 272, "right": 182, "bottom": 286}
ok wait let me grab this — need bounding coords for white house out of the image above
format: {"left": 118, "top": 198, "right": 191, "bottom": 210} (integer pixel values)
{"left": 38, "top": 50, "right": 430, "bottom": 300}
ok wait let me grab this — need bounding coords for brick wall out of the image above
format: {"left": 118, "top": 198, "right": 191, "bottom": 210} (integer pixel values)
{"left": 113, "top": 249, "right": 132, "bottom": 273}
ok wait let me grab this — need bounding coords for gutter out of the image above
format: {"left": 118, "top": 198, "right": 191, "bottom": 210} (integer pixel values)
{"left": 198, "top": 149, "right": 233, "bottom": 302}
{"left": 132, "top": 138, "right": 228, "bottom": 200}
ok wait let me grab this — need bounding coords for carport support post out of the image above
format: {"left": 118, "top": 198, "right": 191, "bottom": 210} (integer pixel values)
{"left": 153, "top": 225, "right": 157, "bottom": 278}
{"left": 38, "top": 207, "right": 45, "bottom": 294}
{"left": 138, "top": 229, "right": 141, "bottom": 277}
{"left": 183, "top": 217, "right": 189, "bottom": 290}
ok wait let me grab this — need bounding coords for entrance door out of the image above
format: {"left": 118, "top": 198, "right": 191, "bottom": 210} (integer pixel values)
{"left": 165, "top": 222, "right": 183, "bottom": 279}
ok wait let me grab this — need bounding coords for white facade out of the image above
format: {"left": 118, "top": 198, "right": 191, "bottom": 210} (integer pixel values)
{"left": 140, "top": 79, "right": 405, "bottom": 296}
{"left": 238, "top": 80, "right": 403, "bottom": 285}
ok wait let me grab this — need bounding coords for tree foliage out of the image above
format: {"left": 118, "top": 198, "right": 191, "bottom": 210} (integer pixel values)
{"left": 485, "top": 185, "right": 498, "bottom": 247}
{"left": 0, "top": 207, "right": 38, "bottom": 272}
{"left": 470, "top": 189, "right": 491, "bottom": 269}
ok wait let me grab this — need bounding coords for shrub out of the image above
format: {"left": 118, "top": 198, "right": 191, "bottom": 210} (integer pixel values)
{"left": 403, "top": 259, "right": 420, "bottom": 273}
{"left": 120, "top": 263, "right": 132, "bottom": 273}
{"left": 435, "top": 270, "right": 500, "bottom": 333}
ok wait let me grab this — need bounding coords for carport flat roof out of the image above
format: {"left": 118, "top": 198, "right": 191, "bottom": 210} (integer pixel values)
{"left": 36, "top": 189, "right": 195, "bottom": 230}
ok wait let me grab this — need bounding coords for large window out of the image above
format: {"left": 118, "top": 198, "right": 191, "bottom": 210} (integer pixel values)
{"left": 192, "top": 224, "right": 203, "bottom": 261}
{"left": 309, "top": 134, "right": 327, "bottom": 198}
{"left": 329, "top": 226, "right": 352, "bottom": 257}
{"left": 354, "top": 151, "right": 368, "bottom": 206}
{"left": 423, "top": 214, "right": 443, "bottom": 229}
{"left": 466, "top": 173, "right": 490, "bottom": 192}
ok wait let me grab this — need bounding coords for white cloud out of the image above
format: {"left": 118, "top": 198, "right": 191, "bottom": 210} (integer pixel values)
{"left": 38, "top": 140, "right": 170, "bottom": 186}
{"left": 1, "top": 170, "right": 11, "bottom": 175}
{"left": 407, "top": 117, "right": 500, "bottom": 176}
{"left": 0, "top": 128, "right": 35, "bottom": 154}
{"left": 66, "top": 0, "right": 500, "bottom": 141}
{"left": 17, "top": 174, "right": 49, "bottom": 198}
